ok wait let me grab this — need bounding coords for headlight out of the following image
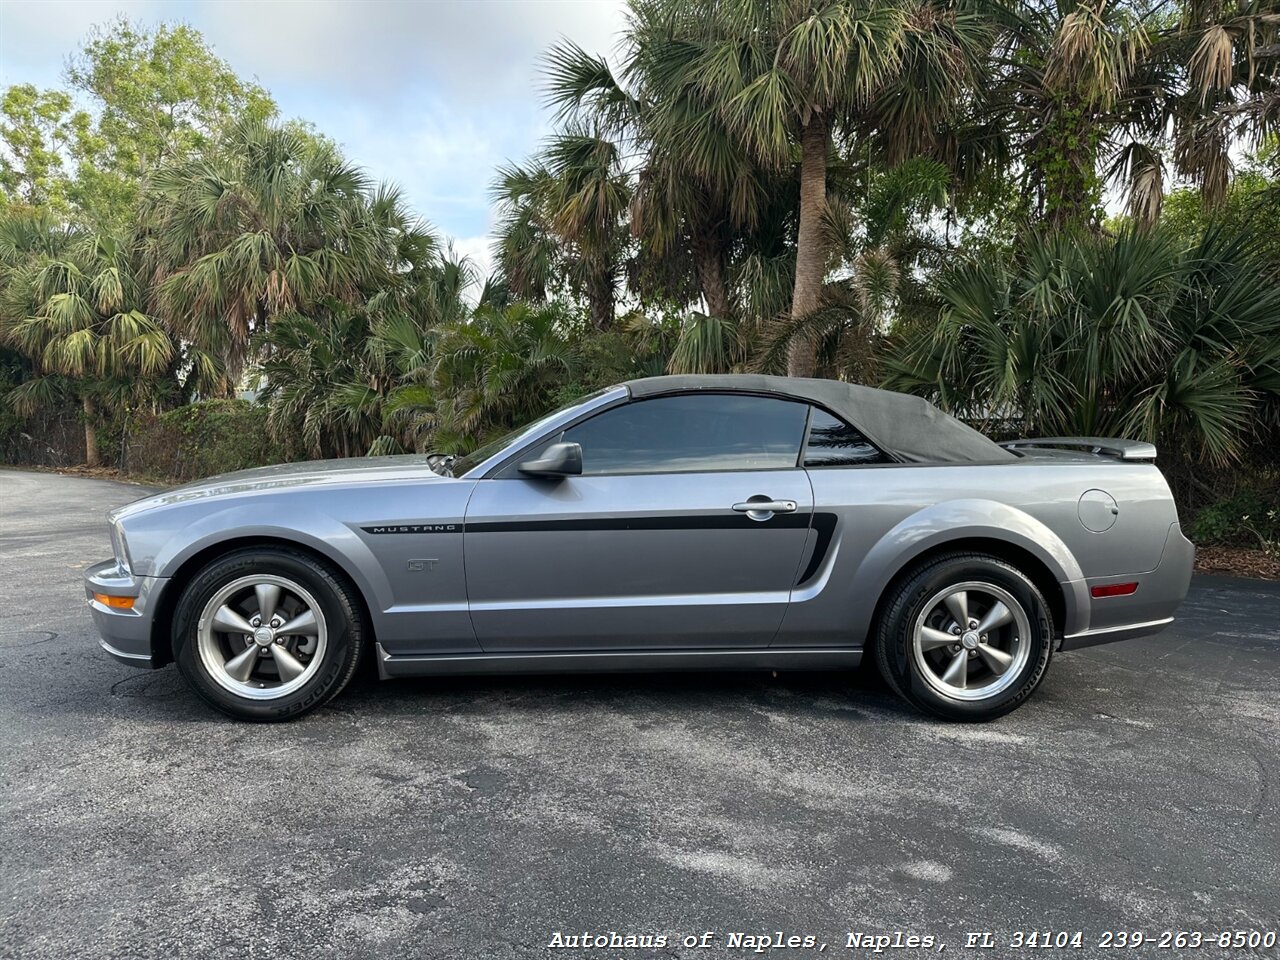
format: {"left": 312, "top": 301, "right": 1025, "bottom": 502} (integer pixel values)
{"left": 110, "top": 520, "right": 133, "bottom": 574}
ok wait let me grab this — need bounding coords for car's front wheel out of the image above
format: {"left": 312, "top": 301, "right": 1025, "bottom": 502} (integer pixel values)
{"left": 875, "top": 552, "right": 1053, "bottom": 721}
{"left": 172, "top": 548, "right": 366, "bottom": 721}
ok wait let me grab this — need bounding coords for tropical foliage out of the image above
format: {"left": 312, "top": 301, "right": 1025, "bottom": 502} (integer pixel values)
{"left": 883, "top": 225, "right": 1280, "bottom": 464}
{"left": 1, "top": 18, "right": 274, "bottom": 223}
{"left": 0, "top": 209, "right": 172, "bottom": 464}
{"left": 142, "top": 119, "right": 441, "bottom": 392}
{"left": 1, "top": 7, "right": 1278, "bottom": 535}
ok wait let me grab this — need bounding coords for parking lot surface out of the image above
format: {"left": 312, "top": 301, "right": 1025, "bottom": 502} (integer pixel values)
{"left": 2, "top": 467, "right": 1277, "bottom": 959}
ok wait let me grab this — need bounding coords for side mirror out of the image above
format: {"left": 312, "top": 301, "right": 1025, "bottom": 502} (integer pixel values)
{"left": 518, "top": 441, "right": 582, "bottom": 478}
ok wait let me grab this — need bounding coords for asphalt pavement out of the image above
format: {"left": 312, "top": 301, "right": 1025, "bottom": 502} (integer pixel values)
{"left": 1, "top": 467, "right": 1277, "bottom": 960}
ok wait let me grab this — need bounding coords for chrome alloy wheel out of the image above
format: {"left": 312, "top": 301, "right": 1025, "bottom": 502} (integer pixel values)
{"left": 196, "top": 575, "right": 328, "bottom": 700}
{"left": 911, "top": 581, "right": 1032, "bottom": 702}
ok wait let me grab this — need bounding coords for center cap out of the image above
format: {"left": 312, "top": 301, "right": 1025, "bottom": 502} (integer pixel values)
{"left": 961, "top": 631, "right": 980, "bottom": 650}
{"left": 253, "top": 627, "right": 275, "bottom": 647}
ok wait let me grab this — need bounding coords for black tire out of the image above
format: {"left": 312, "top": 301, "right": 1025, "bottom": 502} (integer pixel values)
{"left": 874, "top": 552, "right": 1053, "bottom": 721}
{"left": 172, "top": 548, "right": 367, "bottom": 721}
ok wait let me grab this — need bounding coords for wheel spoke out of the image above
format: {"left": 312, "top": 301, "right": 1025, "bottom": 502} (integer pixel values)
{"left": 941, "top": 649, "right": 968, "bottom": 688}
{"left": 212, "top": 605, "right": 254, "bottom": 635}
{"left": 976, "top": 642, "right": 1014, "bottom": 674}
{"left": 919, "top": 626, "right": 957, "bottom": 651}
{"left": 269, "top": 643, "right": 306, "bottom": 682}
{"left": 942, "top": 590, "right": 968, "bottom": 628}
{"left": 275, "top": 608, "right": 318, "bottom": 637}
{"left": 976, "top": 601, "right": 1013, "bottom": 635}
{"left": 255, "top": 583, "right": 282, "bottom": 623}
{"left": 224, "top": 644, "right": 261, "bottom": 683}
{"left": 198, "top": 574, "right": 329, "bottom": 699}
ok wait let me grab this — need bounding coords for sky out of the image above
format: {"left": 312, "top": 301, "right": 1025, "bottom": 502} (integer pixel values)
{"left": 0, "top": 0, "right": 631, "bottom": 279}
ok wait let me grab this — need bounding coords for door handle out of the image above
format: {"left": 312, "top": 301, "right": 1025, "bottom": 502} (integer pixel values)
{"left": 732, "top": 499, "right": 797, "bottom": 516}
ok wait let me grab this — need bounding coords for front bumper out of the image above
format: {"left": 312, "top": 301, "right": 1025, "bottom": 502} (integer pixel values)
{"left": 1060, "top": 522, "right": 1195, "bottom": 650}
{"left": 84, "top": 559, "right": 167, "bottom": 668}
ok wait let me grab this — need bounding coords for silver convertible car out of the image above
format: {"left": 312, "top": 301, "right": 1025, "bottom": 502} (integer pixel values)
{"left": 86, "top": 375, "right": 1194, "bottom": 722}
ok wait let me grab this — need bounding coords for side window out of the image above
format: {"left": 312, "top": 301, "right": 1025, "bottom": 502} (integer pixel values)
{"left": 803, "top": 408, "right": 887, "bottom": 466}
{"left": 557, "top": 394, "right": 809, "bottom": 475}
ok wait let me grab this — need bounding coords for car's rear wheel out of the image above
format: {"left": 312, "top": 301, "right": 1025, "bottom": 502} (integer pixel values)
{"left": 875, "top": 553, "right": 1053, "bottom": 721}
{"left": 172, "top": 548, "right": 365, "bottom": 721}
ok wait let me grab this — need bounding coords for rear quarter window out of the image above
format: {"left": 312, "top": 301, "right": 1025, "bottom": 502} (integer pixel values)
{"left": 803, "top": 408, "right": 888, "bottom": 466}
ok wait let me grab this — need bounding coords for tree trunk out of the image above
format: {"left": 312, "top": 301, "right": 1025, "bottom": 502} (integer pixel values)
{"left": 1041, "top": 96, "right": 1101, "bottom": 231}
{"left": 588, "top": 264, "right": 614, "bottom": 331}
{"left": 82, "top": 394, "right": 101, "bottom": 468}
{"left": 788, "top": 113, "right": 830, "bottom": 378}
{"left": 693, "top": 227, "right": 733, "bottom": 322}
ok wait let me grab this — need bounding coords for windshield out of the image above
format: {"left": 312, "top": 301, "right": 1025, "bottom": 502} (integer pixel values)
{"left": 445, "top": 387, "right": 614, "bottom": 477}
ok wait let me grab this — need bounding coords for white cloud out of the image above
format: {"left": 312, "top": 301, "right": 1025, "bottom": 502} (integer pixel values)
{"left": 0, "top": 0, "right": 629, "bottom": 277}
{"left": 193, "top": 0, "right": 628, "bottom": 102}
{"left": 297, "top": 82, "right": 549, "bottom": 241}
{"left": 451, "top": 234, "right": 498, "bottom": 296}
{"left": 0, "top": 0, "right": 158, "bottom": 86}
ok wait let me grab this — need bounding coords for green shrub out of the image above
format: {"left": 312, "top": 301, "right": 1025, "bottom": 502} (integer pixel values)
{"left": 1188, "top": 480, "right": 1280, "bottom": 549}
{"left": 126, "top": 399, "right": 278, "bottom": 483}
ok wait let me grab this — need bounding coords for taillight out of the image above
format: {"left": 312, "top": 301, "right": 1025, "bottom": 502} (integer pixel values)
{"left": 1091, "top": 582, "right": 1138, "bottom": 598}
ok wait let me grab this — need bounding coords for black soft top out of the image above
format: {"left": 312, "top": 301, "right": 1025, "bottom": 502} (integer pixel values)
{"left": 623, "top": 374, "right": 1014, "bottom": 464}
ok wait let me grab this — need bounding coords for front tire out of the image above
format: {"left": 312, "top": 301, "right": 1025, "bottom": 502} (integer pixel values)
{"left": 875, "top": 553, "right": 1053, "bottom": 721}
{"left": 172, "top": 548, "right": 366, "bottom": 721}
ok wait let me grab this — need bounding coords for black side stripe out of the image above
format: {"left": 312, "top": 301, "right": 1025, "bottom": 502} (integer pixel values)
{"left": 795, "top": 513, "right": 839, "bottom": 587}
{"left": 466, "top": 514, "right": 812, "bottom": 534}
{"left": 362, "top": 511, "right": 841, "bottom": 584}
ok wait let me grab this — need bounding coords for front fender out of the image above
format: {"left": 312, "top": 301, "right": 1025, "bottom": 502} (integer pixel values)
{"left": 149, "top": 503, "right": 394, "bottom": 617}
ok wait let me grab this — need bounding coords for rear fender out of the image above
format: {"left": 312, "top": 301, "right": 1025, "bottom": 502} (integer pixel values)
{"left": 843, "top": 499, "right": 1088, "bottom": 642}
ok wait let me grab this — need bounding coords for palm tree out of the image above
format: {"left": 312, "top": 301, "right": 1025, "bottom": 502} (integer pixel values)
{"left": 742, "top": 155, "right": 955, "bottom": 382}
{"left": 408, "top": 301, "right": 585, "bottom": 452}
{"left": 0, "top": 212, "right": 171, "bottom": 465}
{"left": 545, "top": 28, "right": 809, "bottom": 370}
{"left": 988, "top": 0, "right": 1279, "bottom": 230}
{"left": 884, "top": 224, "right": 1280, "bottom": 464}
{"left": 491, "top": 132, "right": 631, "bottom": 330}
{"left": 646, "top": 0, "right": 1006, "bottom": 375}
{"left": 545, "top": 26, "right": 771, "bottom": 327}
{"left": 1169, "top": 0, "right": 1280, "bottom": 205}
{"left": 141, "top": 119, "right": 424, "bottom": 391}
{"left": 250, "top": 241, "right": 476, "bottom": 459}
{"left": 1007, "top": 0, "right": 1152, "bottom": 226}
{"left": 251, "top": 308, "right": 382, "bottom": 459}
{"left": 491, "top": 162, "right": 563, "bottom": 305}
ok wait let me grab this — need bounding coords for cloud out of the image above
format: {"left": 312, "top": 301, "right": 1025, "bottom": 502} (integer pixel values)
{"left": 451, "top": 234, "right": 498, "bottom": 296}
{"left": 189, "top": 0, "right": 628, "bottom": 102}
{"left": 0, "top": 0, "right": 159, "bottom": 86}
{"left": 186, "top": 0, "right": 629, "bottom": 250}
{"left": 0, "top": 0, "right": 629, "bottom": 270}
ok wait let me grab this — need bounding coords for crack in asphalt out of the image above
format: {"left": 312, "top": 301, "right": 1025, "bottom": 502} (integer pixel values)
{"left": 0, "top": 629, "right": 59, "bottom": 649}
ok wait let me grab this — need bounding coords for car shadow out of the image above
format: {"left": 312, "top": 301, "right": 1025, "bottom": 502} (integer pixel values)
{"left": 333, "top": 661, "right": 910, "bottom": 721}
{"left": 66, "top": 645, "right": 917, "bottom": 726}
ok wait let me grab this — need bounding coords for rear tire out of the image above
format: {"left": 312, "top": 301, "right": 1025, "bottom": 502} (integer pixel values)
{"left": 172, "top": 548, "right": 366, "bottom": 721}
{"left": 874, "top": 552, "right": 1053, "bottom": 721}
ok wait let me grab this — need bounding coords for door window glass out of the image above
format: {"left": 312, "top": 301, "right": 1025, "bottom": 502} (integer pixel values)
{"left": 558, "top": 393, "right": 809, "bottom": 475}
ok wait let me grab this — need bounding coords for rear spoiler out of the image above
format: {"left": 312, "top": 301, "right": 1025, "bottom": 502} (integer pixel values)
{"left": 1000, "top": 437, "right": 1158, "bottom": 461}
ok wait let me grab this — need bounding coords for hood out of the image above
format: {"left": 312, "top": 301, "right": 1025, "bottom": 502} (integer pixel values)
{"left": 112, "top": 454, "right": 448, "bottom": 521}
